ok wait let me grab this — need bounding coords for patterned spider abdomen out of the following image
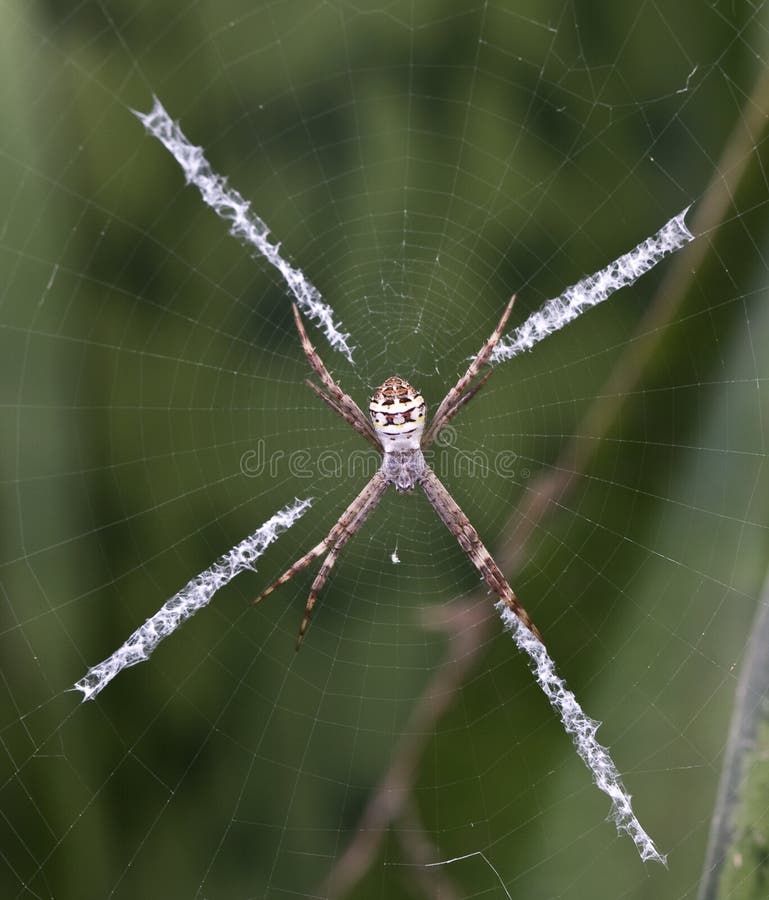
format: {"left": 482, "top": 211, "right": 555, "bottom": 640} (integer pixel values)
{"left": 369, "top": 376, "right": 426, "bottom": 451}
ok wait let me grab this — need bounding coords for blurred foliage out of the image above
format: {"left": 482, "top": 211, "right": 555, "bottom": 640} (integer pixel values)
{"left": 1, "top": 0, "right": 769, "bottom": 898}
{"left": 713, "top": 684, "right": 769, "bottom": 900}
{"left": 714, "top": 719, "right": 769, "bottom": 899}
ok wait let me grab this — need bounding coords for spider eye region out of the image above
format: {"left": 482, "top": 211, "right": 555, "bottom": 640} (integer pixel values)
{"left": 369, "top": 376, "right": 425, "bottom": 451}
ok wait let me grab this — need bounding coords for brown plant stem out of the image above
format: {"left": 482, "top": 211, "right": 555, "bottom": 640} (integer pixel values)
{"left": 323, "top": 600, "right": 492, "bottom": 899}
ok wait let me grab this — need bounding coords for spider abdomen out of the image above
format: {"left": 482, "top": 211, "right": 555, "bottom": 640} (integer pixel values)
{"left": 381, "top": 448, "right": 426, "bottom": 492}
{"left": 369, "top": 376, "right": 425, "bottom": 452}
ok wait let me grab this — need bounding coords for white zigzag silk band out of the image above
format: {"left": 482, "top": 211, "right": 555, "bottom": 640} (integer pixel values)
{"left": 490, "top": 208, "right": 693, "bottom": 363}
{"left": 74, "top": 498, "right": 312, "bottom": 701}
{"left": 135, "top": 98, "right": 354, "bottom": 362}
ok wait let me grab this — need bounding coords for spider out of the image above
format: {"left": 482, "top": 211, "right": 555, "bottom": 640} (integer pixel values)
{"left": 254, "top": 296, "right": 542, "bottom": 649}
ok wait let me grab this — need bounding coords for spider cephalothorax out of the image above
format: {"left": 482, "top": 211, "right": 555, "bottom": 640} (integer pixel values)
{"left": 254, "top": 298, "right": 542, "bottom": 648}
{"left": 369, "top": 376, "right": 425, "bottom": 448}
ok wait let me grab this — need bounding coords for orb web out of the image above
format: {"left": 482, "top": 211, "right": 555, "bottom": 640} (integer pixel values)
{"left": 1, "top": 2, "right": 768, "bottom": 899}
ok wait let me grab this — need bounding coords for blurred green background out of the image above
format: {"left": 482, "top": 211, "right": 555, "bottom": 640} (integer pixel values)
{"left": 2, "top": 1, "right": 769, "bottom": 897}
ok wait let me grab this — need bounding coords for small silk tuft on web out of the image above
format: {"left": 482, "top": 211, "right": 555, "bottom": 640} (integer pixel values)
{"left": 133, "top": 97, "right": 354, "bottom": 363}
{"left": 73, "top": 497, "right": 312, "bottom": 702}
{"left": 489, "top": 207, "right": 694, "bottom": 364}
{"left": 495, "top": 602, "right": 667, "bottom": 865}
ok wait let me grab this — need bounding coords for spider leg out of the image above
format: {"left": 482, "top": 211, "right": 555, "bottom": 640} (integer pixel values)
{"left": 292, "top": 304, "right": 380, "bottom": 448}
{"left": 419, "top": 466, "right": 541, "bottom": 641}
{"left": 305, "top": 379, "right": 381, "bottom": 450}
{"left": 251, "top": 540, "right": 328, "bottom": 606}
{"left": 296, "top": 522, "right": 354, "bottom": 650}
{"left": 425, "top": 370, "right": 493, "bottom": 438}
{"left": 252, "top": 471, "right": 389, "bottom": 647}
{"left": 423, "top": 295, "right": 515, "bottom": 448}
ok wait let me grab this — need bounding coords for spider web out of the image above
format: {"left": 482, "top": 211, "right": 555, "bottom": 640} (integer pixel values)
{"left": 2, "top": 2, "right": 769, "bottom": 898}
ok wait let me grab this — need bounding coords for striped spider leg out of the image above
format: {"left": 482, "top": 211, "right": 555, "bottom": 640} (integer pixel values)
{"left": 422, "top": 294, "right": 516, "bottom": 447}
{"left": 254, "top": 298, "right": 541, "bottom": 647}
